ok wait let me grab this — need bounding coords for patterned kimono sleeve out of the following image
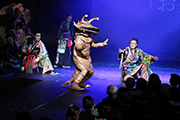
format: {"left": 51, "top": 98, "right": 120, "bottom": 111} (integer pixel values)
{"left": 139, "top": 49, "right": 154, "bottom": 64}
{"left": 21, "top": 39, "right": 28, "bottom": 53}
{"left": 56, "top": 22, "right": 64, "bottom": 39}
{"left": 37, "top": 41, "right": 48, "bottom": 59}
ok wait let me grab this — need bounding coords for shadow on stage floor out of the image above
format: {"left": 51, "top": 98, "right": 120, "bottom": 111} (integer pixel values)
{"left": 0, "top": 62, "right": 180, "bottom": 120}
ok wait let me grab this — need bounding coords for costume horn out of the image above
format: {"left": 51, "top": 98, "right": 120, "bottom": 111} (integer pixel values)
{"left": 89, "top": 17, "right": 99, "bottom": 23}
{"left": 81, "top": 14, "right": 88, "bottom": 21}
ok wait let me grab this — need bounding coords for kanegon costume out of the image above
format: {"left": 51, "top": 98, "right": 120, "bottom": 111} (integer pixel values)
{"left": 61, "top": 15, "right": 108, "bottom": 90}
{"left": 118, "top": 46, "right": 155, "bottom": 81}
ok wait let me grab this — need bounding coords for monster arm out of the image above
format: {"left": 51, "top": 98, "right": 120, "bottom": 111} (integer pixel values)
{"left": 91, "top": 39, "right": 108, "bottom": 48}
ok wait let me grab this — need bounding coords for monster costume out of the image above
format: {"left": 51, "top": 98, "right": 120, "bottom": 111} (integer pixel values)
{"left": 61, "top": 15, "right": 108, "bottom": 90}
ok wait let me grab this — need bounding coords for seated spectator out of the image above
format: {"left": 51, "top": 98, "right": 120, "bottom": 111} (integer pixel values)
{"left": 96, "top": 101, "right": 111, "bottom": 119}
{"left": 168, "top": 87, "right": 180, "bottom": 102}
{"left": 118, "top": 87, "right": 135, "bottom": 120}
{"left": 169, "top": 74, "right": 180, "bottom": 88}
{"left": 160, "top": 83, "right": 171, "bottom": 97}
{"left": 66, "top": 104, "right": 81, "bottom": 120}
{"left": 136, "top": 78, "right": 147, "bottom": 90}
{"left": 125, "top": 77, "right": 135, "bottom": 89}
{"left": 79, "top": 95, "right": 99, "bottom": 120}
{"left": 96, "top": 85, "right": 119, "bottom": 119}
{"left": 39, "top": 117, "right": 51, "bottom": 120}
{"left": 106, "top": 107, "right": 122, "bottom": 120}
{"left": 14, "top": 111, "right": 32, "bottom": 120}
{"left": 148, "top": 73, "right": 161, "bottom": 90}
{"left": 106, "top": 85, "right": 118, "bottom": 99}
{"left": 143, "top": 89, "right": 161, "bottom": 104}
{"left": 128, "top": 78, "right": 147, "bottom": 101}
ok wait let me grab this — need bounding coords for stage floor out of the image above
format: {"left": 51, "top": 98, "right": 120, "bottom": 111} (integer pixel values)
{"left": 0, "top": 62, "right": 180, "bottom": 120}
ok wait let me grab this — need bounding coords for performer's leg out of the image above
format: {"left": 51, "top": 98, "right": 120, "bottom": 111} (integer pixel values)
{"left": 71, "top": 73, "right": 85, "bottom": 90}
{"left": 139, "top": 64, "right": 149, "bottom": 81}
{"left": 79, "top": 70, "right": 94, "bottom": 88}
{"left": 124, "top": 74, "right": 134, "bottom": 81}
{"left": 71, "top": 66, "right": 88, "bottom": 90}
{"left": 63, "top": 46, "right": 71, "bottom": 66}
{"left": 54, "top": 52, "right": 60, "bottom": 68}
{"left": 61, "top": 68, "right": 79, "bottom": 87}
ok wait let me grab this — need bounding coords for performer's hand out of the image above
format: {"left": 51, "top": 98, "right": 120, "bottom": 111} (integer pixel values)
{"left": 57, "top": 39, "right": 60, "bottom": 44}
{"left": 35, "top": 57, "right": 40, "bottom": 63}
{"left": 153, "top": 56, "right": 159, "bottom": 60}
{"left": 103, "top": 39, "right": 108, "bottom": 46}
{"left": 23, "top": 56, "right": 27, "bottom": 60}
{"left": 118, "top": 48, "right": 124, "bottom": 53}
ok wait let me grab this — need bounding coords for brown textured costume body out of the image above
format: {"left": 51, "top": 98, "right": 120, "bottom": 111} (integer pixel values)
{"left": 61, "top": 14, "right": 108, "bottom": 90}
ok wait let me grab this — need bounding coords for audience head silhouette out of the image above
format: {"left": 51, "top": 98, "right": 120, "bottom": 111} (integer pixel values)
{"left": 66, "top": 104, "right": 81, "bottom": 120}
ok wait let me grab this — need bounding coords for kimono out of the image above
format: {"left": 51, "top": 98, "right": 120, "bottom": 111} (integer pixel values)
{"left": 118, "top": 47, "right": 154, "bottom": 81}
{"left": 6, "top": 17, "right": 30, "bottom": 49}
{"left": 55, "top": 21, "right": 74, "bottom": 66}
{"left": 21, "top": 38, "right": 39, "bottom": 73}
{"left": 36, "top": 40, "right": 54, "bottom": 74}
{"left": 22, "top": 39, "right": 54, "bottom": 74}
{"left": 5, "top": 17, "right": 30, "bottom": 68}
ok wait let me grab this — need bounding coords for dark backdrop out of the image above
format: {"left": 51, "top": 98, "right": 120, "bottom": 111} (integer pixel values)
{"left": 1, "top": 0, "right": 180, "bottom": 67}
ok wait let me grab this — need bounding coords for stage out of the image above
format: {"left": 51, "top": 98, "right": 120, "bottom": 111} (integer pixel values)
{"left": 0, "top": 62, "right": 180, "bottom": 120}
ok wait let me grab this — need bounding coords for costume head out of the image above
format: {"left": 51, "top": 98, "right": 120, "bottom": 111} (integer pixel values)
{"left": 73, "top": 14, "right": 100, "bottom": 34}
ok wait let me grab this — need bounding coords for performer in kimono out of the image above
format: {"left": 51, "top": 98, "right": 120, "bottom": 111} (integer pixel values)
{"left": 61, "top": 14, "right": 108, "bottom": 90}
{"left": 118, "top": 38, "right": 158, "bottom": 81}
{"left": 6, "top": 8, "right": 31, "bottom": 50}
{"left": 21, "top": 30, "right": 57, "bottom": 75}
{"left": 5, "top": 8, "right": 31, "bottom": 68}
{"left": 54, "top": 13, "right": 74, "bottom": 68}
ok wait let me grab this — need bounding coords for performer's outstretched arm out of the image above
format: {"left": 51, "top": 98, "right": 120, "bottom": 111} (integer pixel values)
{"left": 91, "top": 39, "right": 108, "bottom": 48}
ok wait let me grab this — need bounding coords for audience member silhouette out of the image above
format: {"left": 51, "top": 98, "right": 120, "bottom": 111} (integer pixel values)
{"left": 169, "top": 74, "right": 180, "bottom": 88}
{"left": 14, "top": 111, "right": 32, "bottom": 120}
{"left": 148, "top": 73, "right": 161, "bottom": 90}
{"left": 125, "top": 77, "right": 135, "bottom": 89}
{"left": 79, "top": 95, "right": 99, "bottom": 120}
{"left": 96, "top": 85, "right": 119, "bottom": 119}
{"left": 66, "top": 104, "right": 81, "bottom": 120}
{"left": 38, "top": 117, "right": 51, "bottom": 120}
{"left": 136, "top": 78, "right": 147, "bottom": 90}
